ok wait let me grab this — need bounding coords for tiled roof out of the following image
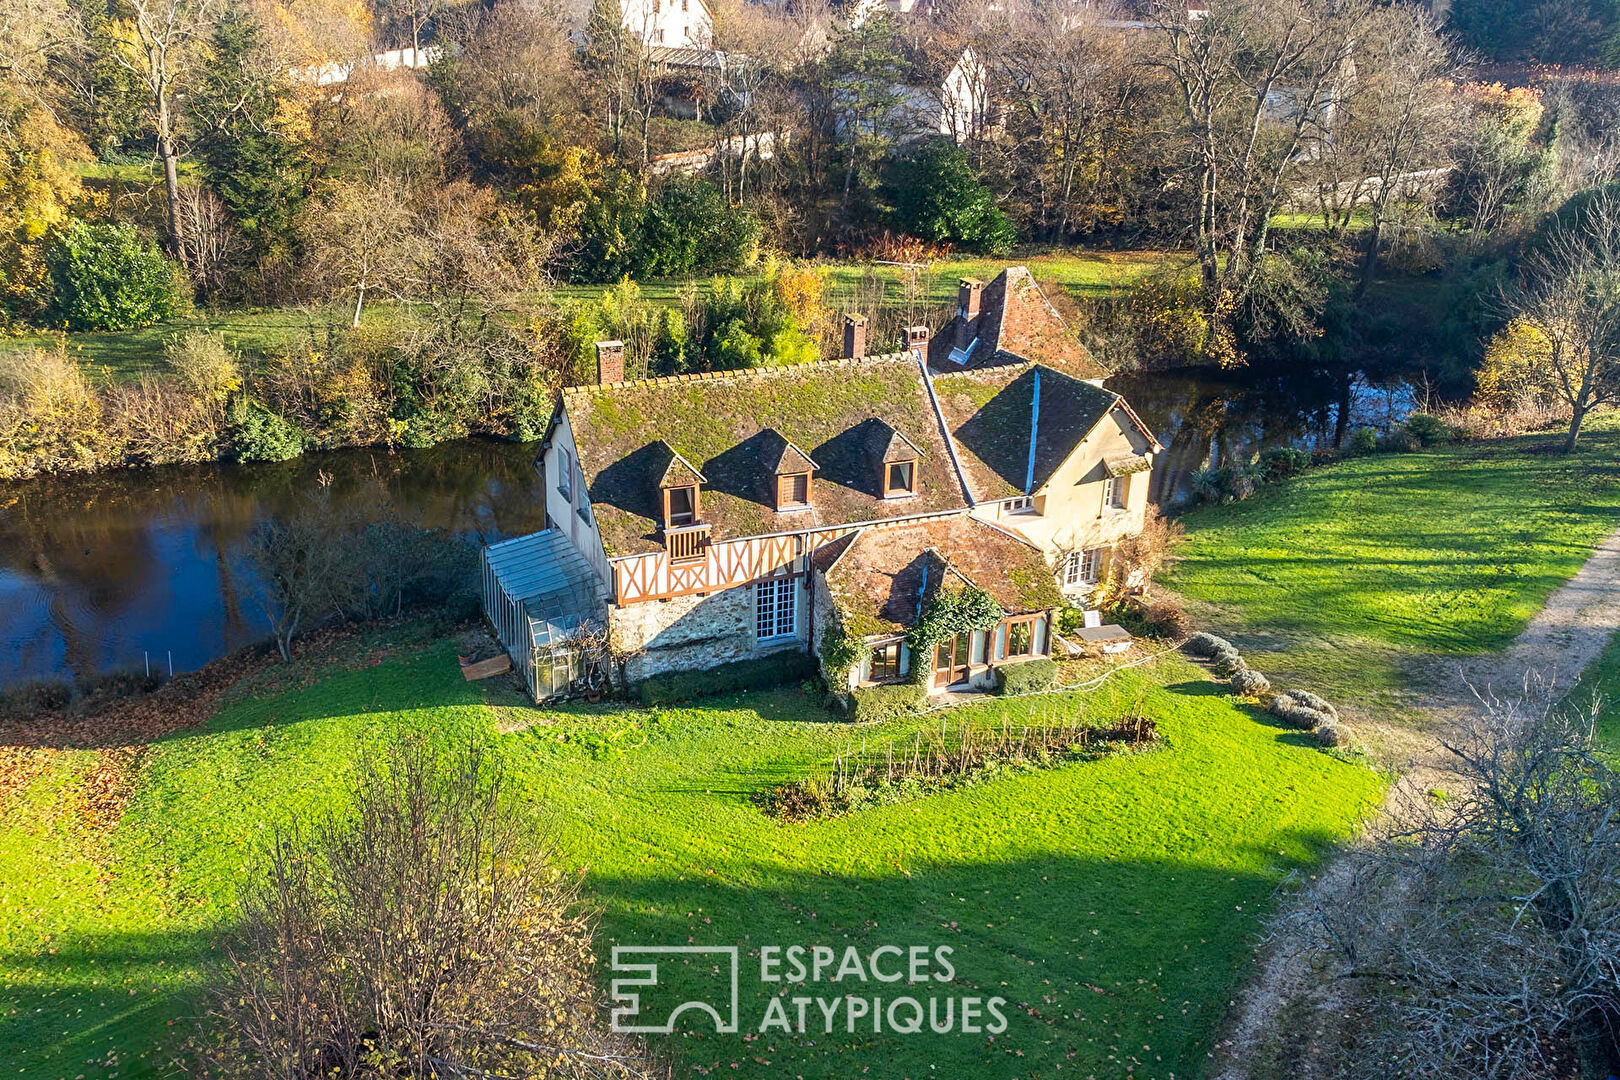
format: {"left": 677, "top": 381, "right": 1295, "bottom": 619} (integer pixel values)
{"left": 559, "top": 355, "right": 967, "bottom": 556}
{"left": 823, "top": 517, "right": 1063, "bottom": 638}
{"left": 927, "top": 266, "right": 1106, "bottom": 379}
{"left": 932, "top": 363, "right": 1123, "bottom": 501}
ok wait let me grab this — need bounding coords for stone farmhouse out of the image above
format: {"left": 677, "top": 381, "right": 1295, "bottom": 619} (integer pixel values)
{"left": 481, "top": 266, "right": 1161, "bottom": 702}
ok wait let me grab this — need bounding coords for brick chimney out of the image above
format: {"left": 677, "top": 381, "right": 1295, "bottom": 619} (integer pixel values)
{"left": 595, "top": 340, "right": 625, "bottom": 385}
{"left": 955, "top": 278, "right": 984, "bottom": 352}
{"left": 842, "top": 314, "right": 868, "bottom": 360}
{"left": 905, "top": 325, "right": 930, "bottom": 358}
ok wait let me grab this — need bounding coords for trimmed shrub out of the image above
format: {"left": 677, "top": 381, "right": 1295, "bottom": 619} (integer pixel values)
{"left": 1269, "top": 697, "right": 1330, "bottom": 729}
{"left": 1256, "top": 446, "right": 1312, "bottom": 484}
{"left": 44, "top": 220, "right": 184, "bottom": 331}
{"left": 1276, "top": 688, "right": 1338, "bottom": 721}
{"left": 1211, "top": 650, "right": 1247, "bottom": 678}
{"left": 1315, "top": 720, "right": 1351, "bottom": 747}
{"left": 1184, "top": 632, "right": 1233, "bottom": 659}
{"left": 638, "top": 651, "right": 817, "bottom": 707}
{"left": 993, "top": 658, "right": 1060, "bottom": 696}
{"left": 1378, "top": 427, "right": 1421, "bottom": 453}
{"left": 1230, "top": 668, "right": 1270, "bottom": 696}
{"left": 1348, "top": 426, "right": 1379, "bottom": 455}
{"left": 849, "top": 680, "right": 928, "bottom": 723}
{"left": 1190, "top": 464, "right": 1255, "bottom": 505}
{"left": 226, "top": 397, "right": 305, "bottom": 462}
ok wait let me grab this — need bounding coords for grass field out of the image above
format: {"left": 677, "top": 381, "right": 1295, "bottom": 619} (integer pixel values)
{"left": 1564, "top": 630, "right": 1620, "bottom": 750}
{"left": 0, "top": 251, "right": 1171, "bottom": 382}
{"left": 0, "top": 642, "right": 1379, "bottom": 1080}
{"left": 1163, "top": 416, "right": 1620, "bottom": 721}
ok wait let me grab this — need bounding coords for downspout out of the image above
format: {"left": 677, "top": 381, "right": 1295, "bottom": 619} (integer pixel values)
{"left": 917, "top": 354, "right": 978, "bottom": 507}
{"left": 1024, "top": 367, "right": 1041, "bottom": 496}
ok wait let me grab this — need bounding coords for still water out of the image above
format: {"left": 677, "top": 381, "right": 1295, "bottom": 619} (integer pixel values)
{"left": 0, "top": 441, "right": 548, "bottom": 689}
{"left": 0, "top": 367, "right": 1418, "bottom": 690}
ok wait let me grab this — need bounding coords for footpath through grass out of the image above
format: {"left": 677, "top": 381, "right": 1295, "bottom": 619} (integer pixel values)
{"left": 0, "top": 643, "right": 1378, "bottom": 1080}
{"left": 1163, "top": 416, "right": 1620, "bottom": 721}
{"left": 2, "top": 251, "right": 1169, "bottom": 382}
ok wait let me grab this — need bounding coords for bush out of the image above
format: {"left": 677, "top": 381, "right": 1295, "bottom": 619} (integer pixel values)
{"left": 166, "top": 330, "right": 241, "bottom": 404}
{"left": 849, "top": 679, "right": 928, "bottom": 723}
{"left": 638, "top": 651, "right": 818, "bottom": 706}
{"left": 226, "top": 397, "right": 305, "bottom": 462}
{"left": 637, "top": 176, "right": 760, "bottom": 278}
{"left": 1256, "top": 446, "right": 1312, "bottom": 484}
{"left": 1230, "top": 668, "right": 1270, "bottom": 696}
{"left": 1269, "top": 689, "right": 1338, "bottom": 730}
{"left": 0, "top": 679, "right": 72, "bottom": 719}
{"left": 1348, "top": 426, "right": 1379, "bottom": 455}
{"left": 44, "top": 220, "right": 184, "bottom": 330}
{"left": 886, "top": 141, "right": 1018, "bottom": 254}
{"left": 1276, "top": 688, "right": 1339, "bottom": 721}
{"left": 993, "top": 658, "right": 1059, "bottom": 696}
{"left": 1190, "top": 464, "right": 1255, "bottom": 505}
{"left": 1314, "top": 720, "right": 1351, "bottom": 747}
{"left": 1184, "top": 632, "right": 1233, "bottom": 659}
{"left": 1403, "top": 413, "right": 1452, "bottom": 447}
{"left": 1211, "top": 649, "right": 1247, "bottom": 678}
{"left": 1378, "top": 427, "right": 1421, "bottom": 453}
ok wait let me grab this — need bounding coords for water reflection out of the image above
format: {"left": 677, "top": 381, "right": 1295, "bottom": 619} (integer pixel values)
{"left": 0, "top": 441, "right": 547, "bottom": 688}
{"left": 1106, "top": 368, "right": 1418, "bottom": 507}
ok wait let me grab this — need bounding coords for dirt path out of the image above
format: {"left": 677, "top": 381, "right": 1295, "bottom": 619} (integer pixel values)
{"left": 1208, "top": 526, "right": 1620, "bottom": 1080}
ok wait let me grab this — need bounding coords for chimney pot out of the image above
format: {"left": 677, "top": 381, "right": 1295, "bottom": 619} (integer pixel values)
{"left": 905, "top": 325, "right": 930, "bottom": 358}
{"left": 955, "top": 278, "right": 985, "bottom": 353}
{"left": 842, "top": 313, "right": 868, "bottom": 360}
{"left": 595, "top": 340, "right": 625, "bottom": 385}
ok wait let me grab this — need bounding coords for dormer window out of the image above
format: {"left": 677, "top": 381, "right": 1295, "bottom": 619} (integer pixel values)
{"left": 665, "top": 484, "right": 697, "bottom": 527}
{"left": 778, "top": 472, "right": 811, "bottom": 511}
{"left": 885, "top": 459, "right": 916, "bottom": 497}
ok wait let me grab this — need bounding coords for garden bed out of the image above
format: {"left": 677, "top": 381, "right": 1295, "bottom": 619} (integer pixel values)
{"left": 753, "top": 713, "right": 1159, "bottom": 822}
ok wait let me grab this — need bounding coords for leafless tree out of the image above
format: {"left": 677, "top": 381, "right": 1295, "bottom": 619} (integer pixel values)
{"left": 1288, "top": 683, "right": 1620, "bottom": 1080}
{"left": 176, "top": 183, "right": 244, "bottom": 299}
{"left": 1501, "top": 190, "right": 1620, "bottom": 452}
{"left": 302, "top": 176, "right": 424, "bottom": 327}
{"left": 116, "top": 0, "right": 220, "bottom": 271}
{"left": 1149, "top": 0, "right": 1367, "bottom": 322}
{"left": 1298, "top": 4, "right": 1461, "bottom": 298}
{"left": 190, "top": 737, "right": 655, "bottom": 1079}
{"left": 246, "top": 505, "right": 353, "bottom": 662}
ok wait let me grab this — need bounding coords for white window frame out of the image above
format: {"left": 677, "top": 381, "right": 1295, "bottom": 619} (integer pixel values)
{"left": 1103, "top": 474, "right": 1129, "bottom": 511}
{"left": 1065, "top": 549, "right": 1102, "bottom": 589}
{"left": 755, "top": 577, "right": 797, "bottom": 641}
{"left": 1003, "top": 496, "right": 1036, "bottom": 516}
{"left": 558, "top": 447, "right": 573, "bottom": 501}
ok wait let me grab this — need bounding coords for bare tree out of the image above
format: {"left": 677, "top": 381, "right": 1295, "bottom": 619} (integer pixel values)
{"left": 1501, "top": 190, "right": 1620, "bottom": 452}
{"left": 246, "top": 506, "right": 353, "bottom": 662}
{"left": 176, "top": 183, "right": 244, "bottom": 299}
{"left": 1298, "top": 4, "right": 1461, "bottom": 298}
{"left": 117, "top": 0, "right": 220, "bottom": 271}
{"left": 1149, "top": 0, "right": 1366, "bottom": 324}
{"left": 302, "top": 176, "right": 424, "bottom": 327}
{"left": 1291, "top": 684, "right": 1620, "bottom": 1080}
{"left": 191, "top": 738, "right": 654, "bottom": 1079}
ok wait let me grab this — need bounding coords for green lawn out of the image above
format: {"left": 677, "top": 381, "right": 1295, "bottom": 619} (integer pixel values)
{"left": 0, "top": 642, "right": 1379, "bottom": 1079}
{"left": 2, "top": 250, "right": 1170, "bottom": 382}
{"left": 1163, "top": 416, "right": 1620, "bottom": 720}
{"left": 1564, "top": 630, "right": 1620, "bottom": 750}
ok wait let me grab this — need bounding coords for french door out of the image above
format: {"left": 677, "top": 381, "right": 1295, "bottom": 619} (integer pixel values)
{"left": 933, "top": 634, "right": 970, "bottom": 688}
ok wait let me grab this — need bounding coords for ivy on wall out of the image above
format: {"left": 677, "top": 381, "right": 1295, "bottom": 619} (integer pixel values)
{"left": 818, "top": 621, "right": 868, "bottom": 686}
{"left": 906, "top": 586, "right": 1003, "bottom": 655}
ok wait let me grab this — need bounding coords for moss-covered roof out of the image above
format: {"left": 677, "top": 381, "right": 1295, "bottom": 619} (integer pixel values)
{"left": 933, "top": 363, "right": 1124, "bottom": 501}
{"left": 928, "top": 265, "right": 1106, "bottom": 379}
{"left": 823, "top": 517, "right": 1062, "bottom": 638}
{"left": 561, "top": 355, "right": 967, "bottom": 556}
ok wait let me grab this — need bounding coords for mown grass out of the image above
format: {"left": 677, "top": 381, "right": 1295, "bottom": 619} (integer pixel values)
{"left": 1163, "top": 415, "right": 1620, "bottom": 721}
{"left": 1563, "top": 630, "right": 1620, "bottom": 750}
{"left": 1, "top": 250, "right": 1171, "bottom": 382}
{"left": 0, "top": 642, "right": 1380, "bottom": 1080}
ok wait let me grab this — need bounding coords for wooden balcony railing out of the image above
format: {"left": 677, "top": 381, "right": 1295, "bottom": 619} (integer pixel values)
{"left": 665, "top": 522, "right": 712, "bottom": 565}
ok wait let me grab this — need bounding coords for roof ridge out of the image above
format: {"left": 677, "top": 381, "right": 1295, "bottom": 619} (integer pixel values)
{"left": 560, "top": 352, "right": 918, "bottom": 396}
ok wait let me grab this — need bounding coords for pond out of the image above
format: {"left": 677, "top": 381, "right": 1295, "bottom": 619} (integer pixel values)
{"left": 0, "top": 441, "right": 548, "bottom": 691}
{"left": 0, "top": 365, "right": 1421, "bottom": 691}
{"left": 1106, "top": 367, "right": 1420, "bottom": 507}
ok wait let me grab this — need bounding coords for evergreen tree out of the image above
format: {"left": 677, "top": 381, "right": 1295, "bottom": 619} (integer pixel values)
{"left": 190, "top": 6, "right": 309, "bottom": 267}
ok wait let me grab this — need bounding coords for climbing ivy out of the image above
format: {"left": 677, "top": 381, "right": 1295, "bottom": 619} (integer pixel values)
{"left": 818, "top": 621, "right": 867, "bottom": 685}
{"left": 907, "top": 586, "right": 1003, "bottom": 654}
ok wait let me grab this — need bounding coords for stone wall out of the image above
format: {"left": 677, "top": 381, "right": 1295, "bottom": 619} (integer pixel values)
{"left": 609, "top": 576, "right": 810, "bottom": 685}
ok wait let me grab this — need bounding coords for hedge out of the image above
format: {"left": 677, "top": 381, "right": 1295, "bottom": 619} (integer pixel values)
{"left": 638, "top": 651, "right": 817, "bottom": 706}
{"left": 993, "top": 658, "right": 1060, "bottom": 696}
{"left": 849, "top": 680, "right": 929, "bottom": 723}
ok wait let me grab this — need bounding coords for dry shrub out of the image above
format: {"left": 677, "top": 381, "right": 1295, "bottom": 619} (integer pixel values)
{"left": 106, "top": 377, "right": 224, "bottom": 466}
{"left": 0, "top": 343, "right": 106, "bottom": 479}
{"left": 1431, "top": 398, "right": 1568, "bottom": 440}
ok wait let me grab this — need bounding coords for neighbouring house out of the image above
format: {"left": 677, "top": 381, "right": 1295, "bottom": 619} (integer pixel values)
{"left": 483, "top": 266, "right": 1161, "bottom": 704}
{"left": 565, "top": 0, "right": 714, "bottom": 50}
